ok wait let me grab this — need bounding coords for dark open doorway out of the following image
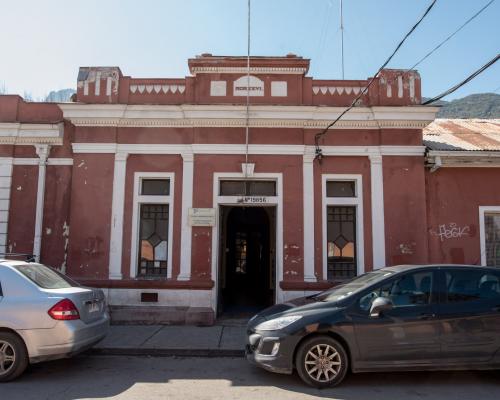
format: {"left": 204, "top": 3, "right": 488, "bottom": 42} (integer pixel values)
{"left": 218, "top": 206, "right": 275, "bottom": 317}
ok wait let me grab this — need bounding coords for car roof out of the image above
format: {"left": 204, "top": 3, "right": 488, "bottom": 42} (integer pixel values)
{"left": 382, "top": 264, "right": 499, "bottom": 273}
{"left": 0, "top": 259, "right": 30, "bottom": 267}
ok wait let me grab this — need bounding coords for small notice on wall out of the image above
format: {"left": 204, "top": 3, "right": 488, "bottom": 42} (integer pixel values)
{"left": 188, "top": 208, "right": 216, "bottom": 227}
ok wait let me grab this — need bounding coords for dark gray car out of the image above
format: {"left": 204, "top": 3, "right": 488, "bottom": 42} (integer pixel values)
{"left": 246, "top": 265, "right": 500, "bottom": 388}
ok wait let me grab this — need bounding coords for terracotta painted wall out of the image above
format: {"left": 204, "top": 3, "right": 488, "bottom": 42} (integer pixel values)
{"left": 66, "top": 154, "right": 114, "bottom": 279}
{"left": 121, "top": 154, "right": 183, "bottom": 279}
{"left": 7, "top": 165, "right": 38, "bottom": 254}
{"left": 40, "top": 165, "right": 72, "bottom": 270}
{"left": 426, "top": 168, "right": 500, "bottom": 265}
{"left": 383, "top": 156, "right": 428, "bottom": 265}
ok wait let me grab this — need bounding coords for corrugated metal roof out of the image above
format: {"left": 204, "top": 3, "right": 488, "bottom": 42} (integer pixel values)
{"left": 423, "top": 119, "right": 500, "bottom": 151}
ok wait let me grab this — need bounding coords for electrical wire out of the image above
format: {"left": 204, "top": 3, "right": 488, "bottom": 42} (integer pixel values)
{"left": 244, "top": 0, "right": 251, "bottom": 191}
{"left": 407, "top": 0, "right": 495, "bottom": 72}
{"left": 423, "top": 53, "right": 500, "bottom": 104}
{"left": 314, "top": 0, "right": 438, "bottom": 158}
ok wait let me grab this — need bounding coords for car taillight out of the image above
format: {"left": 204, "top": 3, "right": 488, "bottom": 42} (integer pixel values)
{"left": 48, "top": 299, "right": 80, "bottom": 320}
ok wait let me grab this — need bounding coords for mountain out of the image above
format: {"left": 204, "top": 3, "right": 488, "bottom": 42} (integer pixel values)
{"left": 424, "top": 93, "right": 500, "bottom": 119}
{"left": 44, "top": 88, "right": 76, "bottom": 102}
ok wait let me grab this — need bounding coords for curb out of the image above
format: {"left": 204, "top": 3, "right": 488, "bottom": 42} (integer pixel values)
{"left": 90, "top": 347, "right": 245, "bottom": 358}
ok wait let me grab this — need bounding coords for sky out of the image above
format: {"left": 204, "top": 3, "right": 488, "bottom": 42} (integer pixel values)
{"left": 0, "top": 0, "right": 499, "bottom": 101}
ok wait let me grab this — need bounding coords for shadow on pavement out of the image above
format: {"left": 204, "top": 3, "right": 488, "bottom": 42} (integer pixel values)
{"left": 2, "top": 354, "right": 499, "bottom": 400}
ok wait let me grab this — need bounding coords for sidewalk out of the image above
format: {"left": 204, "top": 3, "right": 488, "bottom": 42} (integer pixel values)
{"left": 92, "top": 319, "right": 247, "bottom": 357}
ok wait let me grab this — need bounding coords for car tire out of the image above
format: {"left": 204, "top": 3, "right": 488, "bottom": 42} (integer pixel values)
{"left": 0, "top": 332, "right": 29, "bottom": 382}
{"left": 295, "top": 335, "right": 348, "bottom": 388}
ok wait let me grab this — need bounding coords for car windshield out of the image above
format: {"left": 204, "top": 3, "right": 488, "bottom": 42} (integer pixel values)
{"left": 313, "top": 270, "right": 394, "bottom": 302}
{"left": 14, "top": 263, "right": 80, "bottom": 289}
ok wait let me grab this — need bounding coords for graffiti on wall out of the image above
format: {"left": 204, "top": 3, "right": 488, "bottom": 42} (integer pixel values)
{"left": 432, "top": 223, "right": 471, "bottom": 242}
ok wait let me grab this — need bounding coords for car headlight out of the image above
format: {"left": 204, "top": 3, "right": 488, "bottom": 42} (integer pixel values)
{"left": 255, "top": 315, "right": 302, "bottom": 331}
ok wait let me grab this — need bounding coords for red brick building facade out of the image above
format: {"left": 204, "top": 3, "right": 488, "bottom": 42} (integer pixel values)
{"left": 0, "top": 55, "right": 498, "bottom": 324}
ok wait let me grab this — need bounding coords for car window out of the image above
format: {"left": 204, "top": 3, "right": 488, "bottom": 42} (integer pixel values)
{"left": 445, "top": 269, "right": 500, "bottom": 303}
{"left": 359, "top": 270, "right": 434, "bottom": 311}
{"left": 313, "top": 270, "right": 395, "bottom": 302}
{"left": 13, "top": 263, "right": 79, "bottom": 289}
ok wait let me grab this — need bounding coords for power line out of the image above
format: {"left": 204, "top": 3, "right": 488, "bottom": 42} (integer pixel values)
{"left": 314, "top": 0, "right": 438, "bottom": 158}
{"left": 423, "top": 53, "right": 500, "bottom": 104}
{"left": 407, "top": 0, "right": 496, "bottom": 71}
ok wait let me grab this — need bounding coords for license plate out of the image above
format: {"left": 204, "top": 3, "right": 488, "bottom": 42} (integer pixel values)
{"left": 87, "top": 301, "right": 100, "bottom": 313}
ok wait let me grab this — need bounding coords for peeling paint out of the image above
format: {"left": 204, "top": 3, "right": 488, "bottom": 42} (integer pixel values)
{"left": 16, "top": 186, "right": 22, "bottom": 191}
{"left": 60, "top": 221, "right": 70, "bottom": 273}
{"left": 45, "top": 228, "right": 52, "bottom": 235}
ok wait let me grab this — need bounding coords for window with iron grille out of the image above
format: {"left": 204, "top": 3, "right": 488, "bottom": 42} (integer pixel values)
{"left": 485, "top": 213, "right": 500, "bottom": 267}
{"left": 138, "top": 204, "right": 169, "bottom": 276}
{"left": 327, "top": 206, "right": 357, "bottom": 281}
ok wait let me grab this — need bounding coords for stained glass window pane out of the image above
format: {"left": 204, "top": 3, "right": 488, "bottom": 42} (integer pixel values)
{"left": 138, "top": 204, "right": 169, "bottom": 276}
{"left": 327, "top": 206, "right": 357, "bottom": 281}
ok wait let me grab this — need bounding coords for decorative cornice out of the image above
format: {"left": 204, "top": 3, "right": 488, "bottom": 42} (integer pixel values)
{"left": 190, "top": 66, "right": 308, "bottom": 75}
{"left": 0, "top": 123, "right": 64, "bottom": 145}
{"left": 59, "top": 104, "right": 438, "bottom": 130}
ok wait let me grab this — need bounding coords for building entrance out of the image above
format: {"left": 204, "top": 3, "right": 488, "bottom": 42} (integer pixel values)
{"left": 218, "top": 206, "right": 275, "bottom": 316}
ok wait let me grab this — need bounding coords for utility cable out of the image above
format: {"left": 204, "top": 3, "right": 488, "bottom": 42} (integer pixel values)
{"left": 407, "top": 0, "right": 495, "bottom": 72}
{"left": 244, "top": 0, "right": 251, "bottom": 192}
{"left": 314, "top": 0, "right": 438, "bottom": 159}
{"left": 423, "top": 53, "right": 500, "bottom": 104}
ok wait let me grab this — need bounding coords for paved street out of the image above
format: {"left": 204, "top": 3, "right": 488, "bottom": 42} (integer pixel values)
{"left": 1, "top": 355, "right": 499, "bottom": 400}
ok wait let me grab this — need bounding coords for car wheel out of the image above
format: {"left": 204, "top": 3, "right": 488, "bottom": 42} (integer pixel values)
{"left": 295, "top": 335, "right": 348, "bottom": 388}
{"left": 0, "top": 332, "right": 29, "bottom": 382}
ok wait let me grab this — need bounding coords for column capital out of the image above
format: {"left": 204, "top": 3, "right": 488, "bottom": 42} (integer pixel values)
{"left": 303, "top": 147, "right": 316, "bottom": 163}
{"left": 35, "top": 144, "right": 50, "bottom": 164}
{"left": 368, "top": 153, "right": 383, "bottom": 164}
{"left": 115, "top": 152, "right": 129, "bottom": 162}
{"left": 181, "top": 151, "right": 194, "bottom": 163}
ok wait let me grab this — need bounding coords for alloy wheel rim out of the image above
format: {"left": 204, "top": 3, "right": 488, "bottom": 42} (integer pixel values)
{"left": 0, "top": 341, "right": 16, "bottom": 376}
{"left": 304, "top": 344, "right": 341, "bottom": 383}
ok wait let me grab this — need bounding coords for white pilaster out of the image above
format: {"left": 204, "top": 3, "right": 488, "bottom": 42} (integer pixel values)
{"left": 369, "top": 154, "right": 386, "bottom": 268}
{"left": 0, "top": 158, "right": 13, "bottom": 254}
{"left": 108, "top": 152, "right": 128, "bottom": 279}
{"left": 33, "top": 145, "right": 50, "bottom": 262}
{"left": 178, "top": 151, "right": 194, "bottom": 281}
{"left": 303, "top": 149, "right": 316, "bottom": 282}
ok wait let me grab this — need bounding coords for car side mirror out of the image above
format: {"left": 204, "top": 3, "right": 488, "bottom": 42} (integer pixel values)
{"left": 370, "top": 296, "right": 393, "bottom": 318}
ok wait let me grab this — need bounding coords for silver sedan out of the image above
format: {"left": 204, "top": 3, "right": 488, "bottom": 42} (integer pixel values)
{"left": 0, "top": 259, "right": 109, "bottom": 381}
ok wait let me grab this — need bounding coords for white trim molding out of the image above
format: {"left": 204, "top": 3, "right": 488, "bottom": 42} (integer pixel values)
{"left": 60, "top": 104, "right": 438, "bottom": 130}
{"left": 12, "top": 158, "right": 74, "bottom": 166}
{"left": 179, "top": 152, "right": 194, "bottom": 281}
{"left": 0, "top": 158, "right": 13, "bottom": 253}
{"left": 0, "top": 123, "right": 64, "bottom": 145}
{"left": 322, "top": 174, "right": 365, "bottom": 280}
{"left": 369, "top": 154, "right": 386, "bottom": 269}
{"left": 303, "top": 148, "right": 316, "bottom": 282}
{"left": 190, "top": 66, "right": 308, "bottom": 75}
{"left": 479, "top": 206, "right": 500, "bottom": 267}
{"left": 211, "top": 172, "right": 284, "bottom": 309}
{"left": 33, "top": 145, "right": 50, "bottom": 262}
{"left": 427, "top": 150, "right": 500, "bottom": 168}
{"left": 109, "top": 152, "right": 129, "bottom": 279}
{"left": 72, "top": 143, "right": 427, "bottom": 157}
{"left": 130, "top": 172, "right": 175, "bottom": 279}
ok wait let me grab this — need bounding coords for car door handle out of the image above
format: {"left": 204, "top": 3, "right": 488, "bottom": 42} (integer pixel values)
{"left": 418, "top": 313, "right": 436, "bottom": 320}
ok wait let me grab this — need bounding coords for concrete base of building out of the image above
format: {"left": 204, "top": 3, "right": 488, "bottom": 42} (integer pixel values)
{"left": 109, "top": 306, "right": 215, "bottom": 326}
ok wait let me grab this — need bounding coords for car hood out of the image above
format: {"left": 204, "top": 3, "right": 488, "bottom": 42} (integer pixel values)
{"left": 248, "top": 295, "right": 335, "bottom": 328}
